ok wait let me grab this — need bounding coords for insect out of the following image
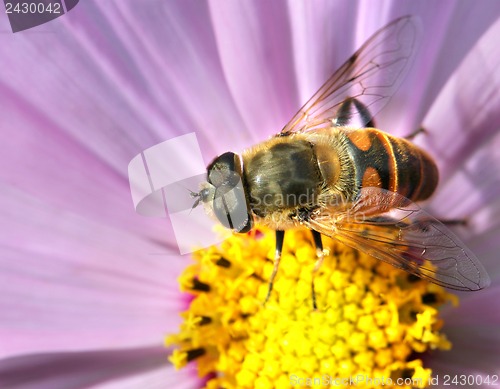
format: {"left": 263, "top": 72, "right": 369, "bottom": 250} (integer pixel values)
{"left": 192, "top": 16, "right": 490, "bottom": 308}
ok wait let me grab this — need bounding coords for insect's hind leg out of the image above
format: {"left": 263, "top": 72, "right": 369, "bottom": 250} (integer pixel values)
{"left": 405, "top": 126, "right": 426, "bottom": 140}
{"left": 264, "top": 230, "right": 285, "bottom": 305}
{"left": 311, "top": 230, "right": 326, "bottom": 311}
{"left": 335, "top": 97, "right": 377, "bottom": 128}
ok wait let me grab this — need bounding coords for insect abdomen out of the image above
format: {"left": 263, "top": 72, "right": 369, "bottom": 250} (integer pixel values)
{"left": 345, "top": 128, "right": 438, "bottom": 201}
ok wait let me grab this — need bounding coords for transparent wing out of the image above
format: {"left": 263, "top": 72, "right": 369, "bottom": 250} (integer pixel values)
{"left": 281, "top": 16, "right": 419, "bottom": 135}
{"left": 304, "top": 188, "right": 490, "bottom": 291}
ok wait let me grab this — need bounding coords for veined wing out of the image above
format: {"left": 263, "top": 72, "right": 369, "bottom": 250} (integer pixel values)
{"left": 304, "top": 188, "right": 490, "bottom": 291}
{"left": 281, "top": 16, "right": 419, "bottom": 135}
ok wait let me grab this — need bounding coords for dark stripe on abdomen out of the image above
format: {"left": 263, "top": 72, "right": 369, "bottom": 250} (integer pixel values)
{"left": 345, "top": 129, "right": 438, "bottom": 202}
{"left": 345, "top": 129, "right": 392, "bottom": 192}
{"left": 389, "top": 137, "right": 438, "bottom": 201}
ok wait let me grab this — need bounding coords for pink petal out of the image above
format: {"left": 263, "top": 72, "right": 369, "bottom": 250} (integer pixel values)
{"left": 420, "top": 18, "right": 500, "bottom": 285}
{"left": 208, "top": 0, "right": 300, "bottom": 146}
{"left": 422, "top": 17, "right": 500, "bottom": 179}
{"left": 0, "top": 184, "right": 190, "bottom": 357}
{"left": 427, "top": 285, "right": 500, "bottom": 383}
{"left": 428, "top": 131, "right": 500, "bottom": 269}
{"left": 0, "top": 347, "right": 200, "bottom": 389}
{"left": 389, "top": 0, "right": 500, "bottom": 133}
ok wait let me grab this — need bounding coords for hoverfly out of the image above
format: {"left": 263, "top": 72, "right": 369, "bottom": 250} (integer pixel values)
{"left": 192, "top": 16, "right": 490, "bottom": 308}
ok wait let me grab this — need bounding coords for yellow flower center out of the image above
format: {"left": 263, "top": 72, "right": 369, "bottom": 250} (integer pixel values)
{"left": 167, "top": 227, "right": 457, "bottom": 388}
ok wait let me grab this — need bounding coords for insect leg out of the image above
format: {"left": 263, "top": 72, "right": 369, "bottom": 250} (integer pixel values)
{"left": 264, "top": 230, "right": 285, "bottom": 305}
{"left": 335, "top": 97, "right": 377, "bottom": 128}
{"left": 352, "top": 98, "right": 376, "bottom": 128}
{"left": 440, "top": 219, "right": 467, "bottom": 226}
{"left": 416, "top": 217, "right": 467, "bottom": 227}
{"left": 311, "top": 230, "right": 325, "bottom": 311}
{"left": 405, "top": 126, "right": 426, "bottom": 140}
{"left": 334, "top": 98, "right": 354, "bottom": 126}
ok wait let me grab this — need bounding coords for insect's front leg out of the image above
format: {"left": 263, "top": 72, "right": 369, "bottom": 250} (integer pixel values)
{"left": 311, "top": 230, "right": 326, "bottom": 311}
{"left": 264, "top": 230, "right": 285, "bottom": 305}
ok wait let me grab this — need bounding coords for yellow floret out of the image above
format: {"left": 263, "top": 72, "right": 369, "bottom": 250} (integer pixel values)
{"left": 168, "top": 227, "right": 455, "bottom": 388}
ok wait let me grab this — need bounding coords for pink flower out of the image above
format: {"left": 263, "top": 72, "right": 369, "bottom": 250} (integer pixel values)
{"left": 1, "top": 1, "right": 499, "bottom": 387}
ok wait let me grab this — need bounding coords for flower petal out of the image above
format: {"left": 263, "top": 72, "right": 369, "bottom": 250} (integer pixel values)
{"left": 427, "top": 130, "right": 500, "bottom": 279}
{"left": 0, "top": 346, "right": 198, "bottom": 389}
{"left": 0, "top": 185, "right": 189, "bottom": 357}
{"left": 419, "top": 18, "right": 500, "bottom": 284}
{"left": 427, "top": 285, "right": 500, "bottom": 379}
{"left": 422, "top": 16, "right": 500, "bottom": 179}
{"left": 208, "top": 0, "right": 299, "bottom": 143}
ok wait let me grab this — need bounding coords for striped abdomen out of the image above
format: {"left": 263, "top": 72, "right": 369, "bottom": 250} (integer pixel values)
{"left": 344, "top": 128, "right": 438, "bottom": 201}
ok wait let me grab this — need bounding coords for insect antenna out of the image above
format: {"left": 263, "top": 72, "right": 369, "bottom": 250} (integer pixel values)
{"left": 188, "top": 187, "right": 210, "bottom": 214}
{"left": 189, "top": 189, "right": 202, "bottom": 211}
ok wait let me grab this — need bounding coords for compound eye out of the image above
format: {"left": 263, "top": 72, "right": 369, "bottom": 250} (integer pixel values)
{"left": 207, "top": 151, "right": 252, "bottom": 232}
{"left": 213, "top": 181, "right": 253, "bottom": 233}
{"left": 207, "top": 152, "right": 241, "bottom": 187}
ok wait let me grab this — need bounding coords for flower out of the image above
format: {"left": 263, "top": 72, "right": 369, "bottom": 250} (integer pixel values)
{"left": 1, "top": 1, "right": 500, "bottom": 388}
{"left": 168, "top": 227, "right": 457, "bottom": 388}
